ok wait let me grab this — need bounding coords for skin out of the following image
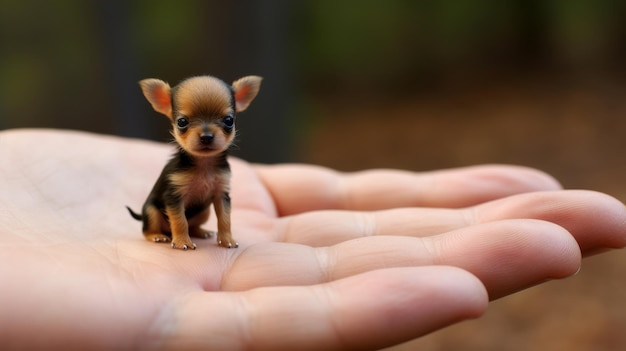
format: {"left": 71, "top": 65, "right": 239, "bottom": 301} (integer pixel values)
{"left": 0, "top": 129, "right": 625, "bottom": 350}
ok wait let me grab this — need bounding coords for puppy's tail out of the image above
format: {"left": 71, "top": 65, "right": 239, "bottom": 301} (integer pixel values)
{"left": 126, "top": 206, "right": 143, "bottom": 221}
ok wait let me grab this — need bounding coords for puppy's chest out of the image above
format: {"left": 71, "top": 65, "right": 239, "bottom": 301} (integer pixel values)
{"left": 169, "top": 169, "right": 228, "bottom": 205}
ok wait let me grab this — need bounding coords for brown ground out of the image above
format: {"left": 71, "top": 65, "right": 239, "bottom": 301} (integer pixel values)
{"left": 299, "top": 76, "right": 626, "bottom": 350}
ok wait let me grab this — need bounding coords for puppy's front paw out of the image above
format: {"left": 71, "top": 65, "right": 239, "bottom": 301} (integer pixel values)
{"left": 171, "top": 239, "right": 197, "bottom": 251}
{"left": 217, "top": 235, "right": 239, "bottom": 249}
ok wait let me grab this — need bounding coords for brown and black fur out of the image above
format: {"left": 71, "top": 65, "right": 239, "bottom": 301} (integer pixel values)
{"left": 127, "top": 75, "right": 262, "bottom": 250}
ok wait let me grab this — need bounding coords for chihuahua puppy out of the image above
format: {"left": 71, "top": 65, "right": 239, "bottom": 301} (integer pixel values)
{"left": 127, "top": 75, "right": 262, "bottom": 250}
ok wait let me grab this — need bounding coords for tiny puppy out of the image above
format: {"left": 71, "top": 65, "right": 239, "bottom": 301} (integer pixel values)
{"left": 127, "top": 75, "right": 262, "bottom": 250}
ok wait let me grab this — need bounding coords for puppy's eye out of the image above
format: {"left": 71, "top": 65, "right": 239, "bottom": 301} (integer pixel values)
{"left": 222, "top": 115, "right": 234, "bottom": 128}
{"left": 177, "top": 117, "right": 189, "bottom": 129}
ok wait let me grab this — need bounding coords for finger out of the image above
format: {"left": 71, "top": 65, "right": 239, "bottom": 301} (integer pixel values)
{"left": 475, "top": 190, "right": 626, "bottom": 254}
{"left": 255, "top": 164, "right": 561, "bottom": 216}
{"left": 277, "top": 190, "right": 626, "bottom": 255}
{"left": 224, "top": 219, "right": 581, "bottom": 299}
{"left": 158, "top": 266, "right": 487, "bottom": 351}
{"left": 276, "top": 207, "right": 465, "bottom": 246}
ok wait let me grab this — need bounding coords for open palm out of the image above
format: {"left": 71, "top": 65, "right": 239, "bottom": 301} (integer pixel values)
{"left": 1, "top": 129, "right": 624, "bottom": 350}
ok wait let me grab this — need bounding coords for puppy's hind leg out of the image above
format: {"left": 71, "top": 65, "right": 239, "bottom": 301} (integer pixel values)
{"left": 188, "top": 207, "right": 216, "bottom": 239}
{"left": 144, "top": 233, "right": 171, "bottom": 243}
{"left": 189, "top": 226, "right": 216, "bottom": 239}
{"left": 142, "top": 205, "right": 171, "bottom": 243}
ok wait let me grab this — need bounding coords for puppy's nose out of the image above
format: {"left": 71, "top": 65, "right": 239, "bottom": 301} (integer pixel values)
{"left": 200, "top": 133, "right": 214, "bottom": 145}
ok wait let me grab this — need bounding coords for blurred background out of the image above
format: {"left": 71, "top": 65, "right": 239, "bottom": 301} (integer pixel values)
{"left": 2, "top": 0, "right": 626, "bottom": 349}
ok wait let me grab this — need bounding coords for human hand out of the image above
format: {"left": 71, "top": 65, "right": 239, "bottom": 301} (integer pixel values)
{"left": 0, "top": 129, "right": 624, "bottom": 350}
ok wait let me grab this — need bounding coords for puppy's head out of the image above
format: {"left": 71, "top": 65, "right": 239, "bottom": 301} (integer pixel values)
{"left": 140, "top": 75, "right": 262, "bottom": 157}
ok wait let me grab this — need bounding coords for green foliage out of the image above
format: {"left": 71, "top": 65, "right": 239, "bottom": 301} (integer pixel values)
{"left": 299, "top": 0, "right": 626, "bottom": 90}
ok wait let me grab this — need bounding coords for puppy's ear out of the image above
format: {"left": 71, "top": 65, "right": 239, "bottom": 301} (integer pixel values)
{"left": 139, "top": 79, "right": 172, "bottom": 118}
{"left": 232, "top": 76, "right": 262, "bottom": 112}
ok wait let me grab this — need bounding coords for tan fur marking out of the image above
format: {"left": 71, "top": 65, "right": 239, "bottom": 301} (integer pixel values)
{"left": 168, "top": 166, "right": 223, "bottom": 205}
{"left": 171, "top": 121, "right": 233, "bottom": 157}
{"left": 175, "top": 77, "right": 233, "bottom": 118}
{"left": 168, "top": 171, "right": 196, "bottom": 198}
